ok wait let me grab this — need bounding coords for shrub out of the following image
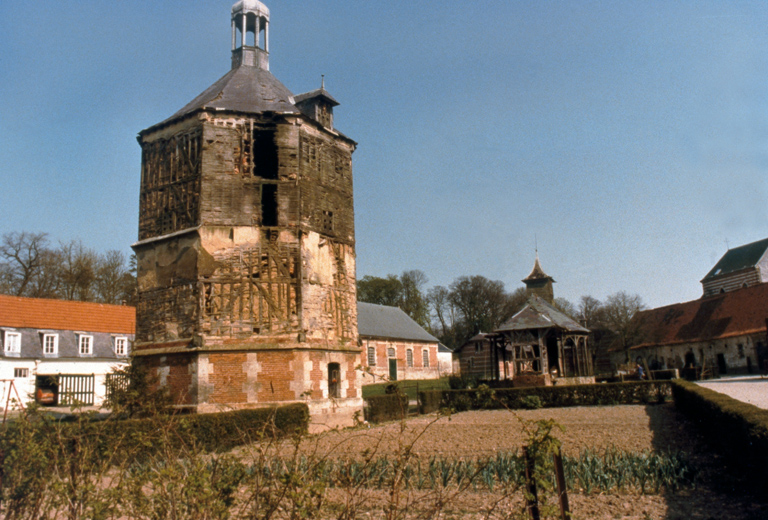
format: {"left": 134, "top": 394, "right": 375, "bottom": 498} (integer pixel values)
{"left": 431, "top": 381, "right": 671, "bottom": 412}
{"left": 418, "top": 389, "right": 443, "bottom": 415}
{"left": 365, "top": 393, "right": 409, "bottom": 423}
{"left": 521, "top": 395, "right": 543, "bottom": 410}
{"left": 672, "top": 379, "right": 768, "bottom": 480}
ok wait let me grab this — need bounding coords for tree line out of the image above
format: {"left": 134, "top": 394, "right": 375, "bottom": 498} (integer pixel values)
{"left": 0, "top": 231, "right": 136, "bottom": 305}
{"left": 358, "top": 270, "right": 646, "bottom": 353}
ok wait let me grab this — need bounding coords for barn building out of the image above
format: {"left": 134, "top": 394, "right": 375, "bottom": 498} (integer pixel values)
{"left": 131, "top": 0, "right": 361, "bottom": 429}
{"left": 616, "top": 238, "right": 768, "bottom": 376}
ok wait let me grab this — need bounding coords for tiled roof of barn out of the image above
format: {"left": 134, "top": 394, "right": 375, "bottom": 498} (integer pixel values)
{"left": 702, "top": 237, "right": 768, "bottom": 281}
{"left": 629, "top": 282, "right": 768, "bottom": 349}
{"left": 0, "top": 295, "right": 135, "bottom": 334}
{"left": 357, "top": 302, "right": 438, "bottom": 342}
{"left": 495, "top": 294, "right": 588, "bottom": 333}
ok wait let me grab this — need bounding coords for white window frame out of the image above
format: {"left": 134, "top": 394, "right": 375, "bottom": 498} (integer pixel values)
{"left": 422, "top": 349, "right": 430, "bottom": 368}
{"left": 387, "top": 347, "right": 395, "bottom": 358}
{"left": 114, "top": 337, "right": 128, "bottom": 356}
{"left": 43, "top": 333, "right": 59, "bottom": 355}
{"left": 4, "top": 331, "right": 21, "bottom": 354}
{"left": 79, "top": 335, "right": 93, "bottom": 355}
{"left": 367, "top": 346, "right": 376, "bottom": 366}
{"left": 14, "top": 367, "right": 29, "bottom": 378}
{"left": 406, "top": 349, "right": 413, "bottom": 367}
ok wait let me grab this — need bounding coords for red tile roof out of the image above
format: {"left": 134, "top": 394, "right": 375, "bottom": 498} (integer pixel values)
{"left": 0, "top": 295, "right": 135, "bottom": 334}
{"left": 630, "top": 283, "right": 768, "bottom": 349}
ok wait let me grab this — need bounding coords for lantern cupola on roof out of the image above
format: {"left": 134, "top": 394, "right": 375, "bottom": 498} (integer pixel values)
{"left": 523, "top": 253, "right": 556, "bottom": 304}
{"left": 231, "top": 0, "right": 271, "bottom": 70}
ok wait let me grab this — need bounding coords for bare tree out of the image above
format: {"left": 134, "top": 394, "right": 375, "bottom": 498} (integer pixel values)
{"left": 577, "top": 295, "right": 603, "bottom": 328}
{"left": 399, "top": 270, "right": 430, "bottom": 328}
{"left": 59, "top": 240, "right": 99, "bottom": 301}
{"left": 554, "top": 297, "right": 577, "bottom": 319}
{"left": 96, "top": 250, "right": 131, "bottom": 304}
{"left": 602, "top": 291, "right": 647, "bottom": 360}
{"left": 428, "top": 285, "right": 452, "bottom": 337}
{"left": 0, "top": 232, "right": 50, "bottom": 296}
{"left": 448, "top": 275, "right": 521, "bottom": 343}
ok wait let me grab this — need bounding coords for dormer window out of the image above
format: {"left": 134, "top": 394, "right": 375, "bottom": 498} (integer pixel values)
{"left": 79, "top": 335, "right": 93, "bottom": 355}
{"left": 4, "top": 331, "right": 21, "bottom": 355}
{"left": 43, "top": 333, "right": 59, "bottom": 356}
{"left": 114, "top": 337, "right": 128, "bottom": 357}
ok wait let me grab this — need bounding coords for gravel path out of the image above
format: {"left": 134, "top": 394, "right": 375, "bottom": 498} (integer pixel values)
{"left": 696, "top": 375, "right": 768, "bottom": 410}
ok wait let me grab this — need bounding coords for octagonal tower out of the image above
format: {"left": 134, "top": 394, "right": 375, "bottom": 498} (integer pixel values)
{"left": 131, "top": 0, "right": 361, "bottom": 429}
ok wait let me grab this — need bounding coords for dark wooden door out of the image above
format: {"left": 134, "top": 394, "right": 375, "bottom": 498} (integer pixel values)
{"left": 388, "top": 358, "right": 397, "bottom": 381}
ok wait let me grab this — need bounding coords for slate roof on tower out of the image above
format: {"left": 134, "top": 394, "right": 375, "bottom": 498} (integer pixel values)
{"left": 159, "top": 67, "right": 300, "bottom": 127}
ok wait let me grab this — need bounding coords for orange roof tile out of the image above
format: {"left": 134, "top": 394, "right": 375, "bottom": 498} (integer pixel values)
{"left": 0, "top": 295, "right": 135, "bottom": 334}
{"left": 631, "top": 283, "right": 768, "bottom": 349}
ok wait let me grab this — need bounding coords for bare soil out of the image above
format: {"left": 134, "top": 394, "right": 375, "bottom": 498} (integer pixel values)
{"left": 276, "top": 404, "right": 768, "bottom": 520}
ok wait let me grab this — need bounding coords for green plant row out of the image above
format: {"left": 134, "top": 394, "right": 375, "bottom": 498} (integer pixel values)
{"left": 671, "top": 379, "right": 768, "bottom": 480}
{"left": 419, "top": 381, "right": 672, "bottom": 414}
{"left": 125, "top": 448, "right": 693, "bottom": 495}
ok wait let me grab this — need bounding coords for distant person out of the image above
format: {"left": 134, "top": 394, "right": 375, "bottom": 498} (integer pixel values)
{"left": 636, "top": 363, "right": 645, "bottom": 380}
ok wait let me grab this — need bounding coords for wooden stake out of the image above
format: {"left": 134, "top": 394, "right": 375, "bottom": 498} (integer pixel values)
{"left": 553, "top": 447, "right": 570, "bottom": 520}
{"left": 523, "top": 445, "right": 540, "bottom": 520}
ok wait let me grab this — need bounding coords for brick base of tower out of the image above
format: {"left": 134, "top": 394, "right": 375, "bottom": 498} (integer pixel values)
{"left": 134, "top": 345, "right": 363, "bottom": 432}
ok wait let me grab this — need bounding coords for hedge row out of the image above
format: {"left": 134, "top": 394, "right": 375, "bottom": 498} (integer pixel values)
{"left": 365, "top": 393, "right": 409, "bottom": 423}
{"left": 8, "top": 403, "right": 311, "bottom": 465}
{"left": 418, "top": 381, "right": 671, "bottom": 414}
{"left": 671, "top": 379, "right": 768, "bottom": 480}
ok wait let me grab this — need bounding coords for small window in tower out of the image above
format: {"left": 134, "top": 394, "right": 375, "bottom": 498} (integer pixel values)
{"left": 261, "top": 184, "right": 278, "bottom": 226}
{"left": 321, "top": 210, "right": 334, "bottom": 235}
{"left": 253, "top": 129, "right": 278, "bottom": 180}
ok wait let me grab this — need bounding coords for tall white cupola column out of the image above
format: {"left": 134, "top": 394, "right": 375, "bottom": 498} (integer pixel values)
{"left": 231, "top": 0, "right": 270, "bottom": 70}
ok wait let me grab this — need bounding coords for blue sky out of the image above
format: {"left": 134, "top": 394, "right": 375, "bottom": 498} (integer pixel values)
{"left": 1, "top": 1, "right": 767, "bottom": 310}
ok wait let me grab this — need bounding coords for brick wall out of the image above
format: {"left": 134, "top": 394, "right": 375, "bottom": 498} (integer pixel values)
{"left": 361, "top": 338, "right": 441, "bottom": 382}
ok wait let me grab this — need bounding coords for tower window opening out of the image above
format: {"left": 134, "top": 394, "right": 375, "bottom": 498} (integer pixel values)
{"left": 328, "top": 362, "right": 341, "bottom": 398}
{"left": 261, "top": 184, "right": 278, "bottom": 226}
{"left": 253, "top": 129, "right": 278, "bottom": 179}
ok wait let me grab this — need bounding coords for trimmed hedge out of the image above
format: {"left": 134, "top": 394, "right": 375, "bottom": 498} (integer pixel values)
{"left": 6, "top": 403, "right": 311, "bottom": 465}
{"left": 672, "top": 379, "right": 768, "bottom": 480}
{"left": 419, "top": 381, "right": 671, "bottom": 413}
{"left": 418, "top": 389, "right": 443, "bottom": 415}
{"left": 365, "top": 393, "right": 409, "bottom": 423}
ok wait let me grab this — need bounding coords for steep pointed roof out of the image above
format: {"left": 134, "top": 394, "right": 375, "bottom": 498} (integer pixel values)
{"left": 522, "top": 255, "right": 555, "bottom": 283}
{"left": 495, "top": 294, "right": 588, "bottom": 333}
